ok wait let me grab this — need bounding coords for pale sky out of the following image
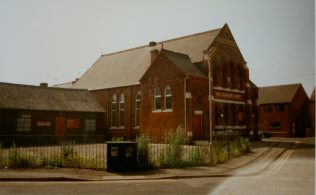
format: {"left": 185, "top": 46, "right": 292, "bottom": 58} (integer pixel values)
{"left": 0, "top": 0, "right": 315, "bottom": 95}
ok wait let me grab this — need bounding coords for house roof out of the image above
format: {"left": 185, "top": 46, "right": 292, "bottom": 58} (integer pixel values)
{"left": 72, "top": 27, "right": 222, "bottom": 90}
{"left": 258, "top": 83, "right": 302, "bottom": 104}
{"left": 160, "top": 49, "right": 206, "bottom": 77}
{"left": 310, "top": 88, "right": 315, "bottom": 101}
{"left": 0, "top": 82, "right": 104, "bottom": 112}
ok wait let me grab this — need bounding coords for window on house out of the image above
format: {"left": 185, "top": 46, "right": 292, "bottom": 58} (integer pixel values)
{"left": 119, "top": 94, "right": 125, "bottom": 127}
{"left": 265, "top": 105, "right": 273, "bottom": 112}
{"left": 17, "top": 113, "right": 31, "bottom": 132}
{"left": 164, "top": 86, "right": 172, "bottom": 111}
{"left": 135, "top": 91, "right": 141, "bottom": 127}
{"left": 111, "top": 94, "right": 117, "bottom": 126}
{"left": 154, "top": 87, "right": 161, "bottom": 110}
{"left": 269, "top": 121, "right": 281, "bottom": 129}
{"left": 276, "top": 104, "right": 285, "bottom": 112}
{"left": 85, "top": 119, "right": 96, "bottom": 131}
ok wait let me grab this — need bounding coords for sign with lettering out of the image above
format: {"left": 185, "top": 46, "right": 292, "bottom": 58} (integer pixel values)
{"left": 37, "top": 121, "right": 51, "bottom": 127}
{"left": 213, "top": 89, "right": 244, "bottom": 102}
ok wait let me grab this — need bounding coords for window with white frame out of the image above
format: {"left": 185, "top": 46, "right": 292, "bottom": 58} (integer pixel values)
{"left": 154, "top": 87, "right": 161, "bottom": 110}
{"left": 111, "top": 94, "right": 117, "bottom": 126}
{"left": 119, "top": 94, "right": 125, "bottom": 127}
{"left": 85, "top": 119, "right": 96, "bottom": 131}
{"left": 164, "top": 86, "right": 172, "bottom": 111}
{"left": 17, "top": 113, "right": 31, "bottom": 132}
{"left": 135, "top": 91, "right": 141, "bottom": 127}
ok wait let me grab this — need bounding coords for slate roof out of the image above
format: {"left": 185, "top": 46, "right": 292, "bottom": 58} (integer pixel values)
{"left": 72, "top": 27, "right": 222, "bottom": 90}
{"left": 0, "top": 82, "right": 104, "bottom": 112}
{"left": 310, "top": 88, "right": 315, "bottom": 101}
{"left": 258, "top": 83, "right": 302, "bottom": 104}
{"left": 160, "top": 49, "right": 206, "bottom": 77}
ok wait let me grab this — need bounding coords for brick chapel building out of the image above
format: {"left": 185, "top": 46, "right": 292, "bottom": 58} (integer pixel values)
{"left": 69, "top": 24, "right": 259, "bottom": 141}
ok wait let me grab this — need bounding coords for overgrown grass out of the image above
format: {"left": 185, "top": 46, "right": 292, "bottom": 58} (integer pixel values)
{"left": 2, "top": 141, "right": 105, "bottom": 169}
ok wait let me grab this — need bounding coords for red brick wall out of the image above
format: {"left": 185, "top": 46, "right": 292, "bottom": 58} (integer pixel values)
{"left": 91, "top": 85, "right": 140, "bottom": 140}
{"left": 140, "top": 54, "right": 185, "bottom": 139}
{"left": 259, "top": 104, "right": 291, "bottom": 137}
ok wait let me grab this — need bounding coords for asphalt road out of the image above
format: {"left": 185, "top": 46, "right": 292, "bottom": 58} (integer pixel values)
{"left": 0, "top": 138, "right": 314, "bottom": 195}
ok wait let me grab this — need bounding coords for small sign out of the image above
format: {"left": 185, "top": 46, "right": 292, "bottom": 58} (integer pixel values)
{"left": 37, "top": 121, "right": 51, "bottom": 127}
{"left": 126, "top": 147, "right": 133, "bottom": 158}
{"left": 111, "top": 147, "right": 118, "bottom": 157}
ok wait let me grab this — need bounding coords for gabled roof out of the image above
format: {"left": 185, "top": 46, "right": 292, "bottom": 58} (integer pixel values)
{"left": 310, "top": 88, "right": 315, "bottom": 101}
{"left": 72, "top": 27, "right": 222, "bottom": 90}
{"left": 258, "top": 83, "right": 302, "bottom": 104}
{"left": 160, "top": 49, "right": 206, "bottom": 77}
{"left": 0, "top": 82, "right": 104, "bottom": 112}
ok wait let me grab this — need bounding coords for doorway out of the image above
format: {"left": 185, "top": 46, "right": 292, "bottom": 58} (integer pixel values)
{"left": 193, "top": 111, "right": 203, "bottom": 140}
{"left": 55, "top": 116, "right": 65, "bottom": 140}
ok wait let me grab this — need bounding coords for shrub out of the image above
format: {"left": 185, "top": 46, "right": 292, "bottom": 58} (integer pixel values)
{"left": 239, "top": 137, "right": 250, "bottom": 153}
{"left": 216, "top": 144, "right": 229, "bottom": 163}
{"left": 163, "top": 126, "right": 186, "bottom": 168}
{"left": 136, "top": 134, "right": 150, "bottom": 169}
{"left": 228, "top": 140, "right": 240, "bottom": 158}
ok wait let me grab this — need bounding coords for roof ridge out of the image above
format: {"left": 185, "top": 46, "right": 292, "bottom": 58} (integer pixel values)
{"left": 260, "top": 83, "right": 302, "bottom": 88}
{"left": 0, "top": 82, "right": 88, "bottom": 92}
{"left": 100, "top": 27, "right": 222, "bottom": 58}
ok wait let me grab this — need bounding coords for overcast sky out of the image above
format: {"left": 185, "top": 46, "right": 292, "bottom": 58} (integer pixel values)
{"left": 0, "top": 0, "right": 315, "bottom": 95}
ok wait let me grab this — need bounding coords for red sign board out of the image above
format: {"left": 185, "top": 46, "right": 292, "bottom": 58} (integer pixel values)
{"left": 67, "top": 119, "right": 80, "bottom": 129}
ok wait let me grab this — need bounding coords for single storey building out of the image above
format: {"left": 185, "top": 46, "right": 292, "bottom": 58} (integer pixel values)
{"left": 0, "top": 82, "right": 105, "bottom": 145}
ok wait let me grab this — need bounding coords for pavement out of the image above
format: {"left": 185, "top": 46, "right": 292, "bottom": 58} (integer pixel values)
{"left": 0, "top": 140, "right": 288, "bottom": 182}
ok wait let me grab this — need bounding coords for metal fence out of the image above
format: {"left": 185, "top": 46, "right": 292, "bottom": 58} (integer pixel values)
{"left": 0, "top": 141, "right": 107, "bottom": 170}
{"left": 0, "top": 132, "right": 250, "bottom": 170}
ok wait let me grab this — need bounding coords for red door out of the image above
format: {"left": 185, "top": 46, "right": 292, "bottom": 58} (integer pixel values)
{"left": 193, "top": 115, "right": 202, "bottom": 140}
{"left": 55, "top": 117, "right": 65, "bottom": 140}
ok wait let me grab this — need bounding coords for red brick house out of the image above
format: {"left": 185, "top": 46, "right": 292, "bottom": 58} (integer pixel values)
{"left": 258, "top": 83, "right": 309, "bottom": 137}
{"left": 71, "top": 24, "right": 258, "bottom": 141}
{"left": 0, "top": 82, "right": 105, "bottom": 145}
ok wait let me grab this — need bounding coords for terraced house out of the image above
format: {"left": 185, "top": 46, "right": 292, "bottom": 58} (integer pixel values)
{"left": 68, "top": 24, "right": 259, "bottom": 141}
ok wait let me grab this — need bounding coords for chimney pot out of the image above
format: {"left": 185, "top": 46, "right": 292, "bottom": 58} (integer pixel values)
{"left": 149, "top": 41, "right": 156, "bottom": 47}
{"left": 40, "top": 82, "right": 48, "bottom": 87}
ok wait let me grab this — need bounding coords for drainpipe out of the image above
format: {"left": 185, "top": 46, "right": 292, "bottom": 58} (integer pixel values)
{"left": 205, "top": 53, "right": 213, "bottom": 145}
{"left": 184, "top": 74, "right": 189, "bottom": 132}
{"left": 205, "top": 51, "right": 214, "bottom": 166}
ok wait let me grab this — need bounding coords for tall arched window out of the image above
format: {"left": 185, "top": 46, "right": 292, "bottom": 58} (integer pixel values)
{"left": 164, "top": 86, "right": 172, "bottom": 111}
{"left": 119, "top": 94, "right": 125, "bottom": 127}
{"left": 111, "top": 94, "right": 117, "bottom": 126}
{"left": 135, "top": 91, "right": 141, "bottom": 127}
{"left": 154, "top": 87, "right": 161, "bottom": 110}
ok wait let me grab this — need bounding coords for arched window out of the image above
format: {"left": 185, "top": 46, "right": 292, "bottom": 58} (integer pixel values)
{"left": 119, "top": 94, "right": 125, "bottom": 127}
{"left": 164, "top": 86, "right": 172, "bottom": 111}
{"left": 154, "top": 87, "right": 161, "bottom": 110}
{"left": 111, "top": 94, "right": 117, "bottom": 126}
{"left": 135, "top": 91, "right": 141, "bottom": 127}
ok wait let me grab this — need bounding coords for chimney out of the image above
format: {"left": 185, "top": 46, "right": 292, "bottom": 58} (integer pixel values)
{"left": 150, "top": 49, "right": 159, "bottom": 63}
{"left": 40, "top": 82, "right": 48, "bottom": 87}
{"left": 149, "top": 41, "right": 156, "bottom": 47}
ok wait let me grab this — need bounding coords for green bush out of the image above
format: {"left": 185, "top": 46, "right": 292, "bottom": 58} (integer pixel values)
{"left": 228, "top": 141, "right": 240, "bottom": 158}
{"left": 163, "top": 126, "right": 186, "bottom": 168}
{"left": 136, "top": 134, "right": 150, "bottom": 169}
